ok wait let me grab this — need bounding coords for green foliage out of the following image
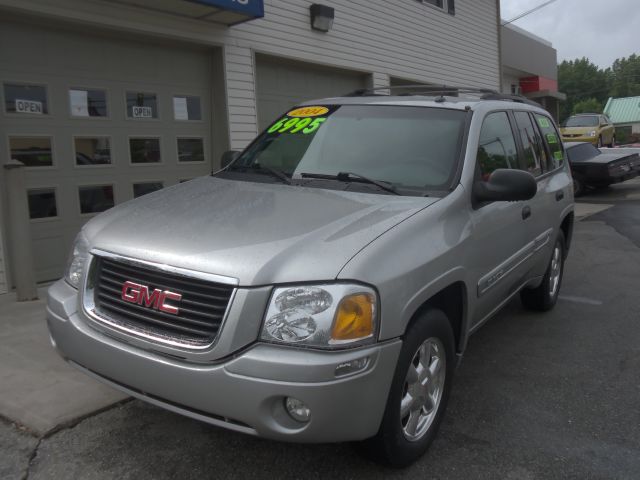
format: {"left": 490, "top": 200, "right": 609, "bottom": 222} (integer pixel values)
{"left": 558, "top": 54, "right": 640, "bottom": 122}
{"left": 572, "top": 98, "right": 603, "bottom": 115}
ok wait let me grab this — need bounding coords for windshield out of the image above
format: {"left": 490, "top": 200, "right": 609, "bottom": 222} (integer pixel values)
{"left": 228, "top": 105, "right": 467, "bottom": 193}
{"left": 564, "top": 116, "right": 599, "bottom": 127}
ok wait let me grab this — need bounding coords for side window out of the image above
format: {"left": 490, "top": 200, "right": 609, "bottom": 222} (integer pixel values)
{"left": 534, "top": 114, "right": 564, "bottom": 169}
{"left": 514, "top": 111, "right": 543, "bottom": 176}
{"left": 477, "top": 112, "right": 518, "bottom": 180}
{"left": 527, "top": 112, "right": 551, "bottom": 172}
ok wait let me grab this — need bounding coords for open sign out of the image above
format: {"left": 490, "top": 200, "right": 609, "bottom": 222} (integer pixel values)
{"left": 16, "top": 99, "right": 43, "bottom": 114}
{"left": 132, "top": 106, "right": 153, "bottom": 118}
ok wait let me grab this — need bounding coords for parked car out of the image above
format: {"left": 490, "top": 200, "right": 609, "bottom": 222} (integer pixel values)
{"left": 565, "top": 141, "right": 640, "bottom": 196}
{"left": 560, "top": 114, "right": 615, "bottom": 147}
{"left": 47, "top": 88, "right": 574, "bottom": 467}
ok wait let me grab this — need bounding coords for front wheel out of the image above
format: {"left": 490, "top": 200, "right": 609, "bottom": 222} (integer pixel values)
{"left": 608, "top": 136, "right": 616, "bottom": 148}
{"left": 520, "top": 231, "right": 565, "bottom": 311}
{"left": 597, "top": 136, "right": 603, "bottom": 148}
{"left": 358, "top": 308, "right": 455, "bottom": 468}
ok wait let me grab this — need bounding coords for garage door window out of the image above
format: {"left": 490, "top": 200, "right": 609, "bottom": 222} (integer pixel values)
{"left": 177, "top": 138, "right": 205, "bottom": 163}
{"left": 74, "top": 136, "right": 112, "bottom": 166}
{"left": 79, "top": 185, "right": 114, "bottom": 214}
{"left": 173, "top": 95, "right": 201, "bottom": 121}
{"left": 126, "top": 92, "right": 158, "bottom": 119}
{"left": 69, "top": 88, "right": 107, "bottom": 117}
{"left": 130, "top": 138, "right": 161, "bottom": 164}
{"left": 133, "top": 181, "right": 164, "bottom": 198}
{"left": 28, "top": 188, "right": 58, "bottom": 219}
{"left": 4, "top": 83, "right": 48, "bottom": 114}
{"left": 9, "top": 136, "right": 54, "bottom": 167}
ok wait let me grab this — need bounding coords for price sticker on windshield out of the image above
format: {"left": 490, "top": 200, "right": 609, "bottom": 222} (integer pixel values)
{"left": 267, "top": 105, "right": 335, "bottom": 135}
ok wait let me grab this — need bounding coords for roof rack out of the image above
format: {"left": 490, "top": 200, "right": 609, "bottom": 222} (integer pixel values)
{"left": 345, "top": 84, "right": 542, "bottom": 107}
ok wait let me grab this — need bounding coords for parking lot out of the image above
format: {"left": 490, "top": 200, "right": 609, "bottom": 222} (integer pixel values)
{"left": 3, "top": 181, "right": 640, "bottom": 480}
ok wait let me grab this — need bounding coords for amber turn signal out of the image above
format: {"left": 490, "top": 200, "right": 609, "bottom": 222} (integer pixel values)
{"left": 331, "top": 293, "right": 375, "bottom": 341}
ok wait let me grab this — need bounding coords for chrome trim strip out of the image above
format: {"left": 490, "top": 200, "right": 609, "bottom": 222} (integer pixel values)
{"left": 82, "top": 252, "right": 237, "bottom": 351}
{"left": 89, "top": 248, "right": 239, "bottom": 286}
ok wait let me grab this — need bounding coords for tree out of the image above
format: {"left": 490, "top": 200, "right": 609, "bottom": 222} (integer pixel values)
{"left": 609, "top": 54, "right": 640, "bottom": 98}
{"left": 572, "top": 98, "right": 602, "bottom": 115}
{"left": 558, "top": 58, "right": 610, "bottom": 121}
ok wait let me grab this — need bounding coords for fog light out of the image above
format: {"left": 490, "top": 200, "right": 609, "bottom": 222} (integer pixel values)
{"left": 334, "top": 356, "right": 370, "bottom": 377}
{"left": 285, "top": 397, "right": 311, "bottom": 423}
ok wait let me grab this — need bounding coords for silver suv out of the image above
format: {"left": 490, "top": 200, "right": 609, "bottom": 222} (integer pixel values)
{"left": 47, "top": 87, "right": 574, "bottom": 467}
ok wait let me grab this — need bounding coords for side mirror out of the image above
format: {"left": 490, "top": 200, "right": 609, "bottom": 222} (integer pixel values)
{"left": 221, "top": 150, "right": 239, "bottom": 168}
{"left": 474, "top": 169, "right": 537, "bottom": 203}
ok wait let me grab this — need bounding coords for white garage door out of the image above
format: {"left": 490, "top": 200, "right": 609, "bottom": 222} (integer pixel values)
{"left": 256, "top": 55, "right": 366, "bottom": 131}
{"left": 0, "top": 20, "right": 216, "bottom": 283}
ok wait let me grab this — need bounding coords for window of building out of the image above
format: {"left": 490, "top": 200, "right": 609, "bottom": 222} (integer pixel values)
{"left": 417, "top": 0, "right": 454, "bottom": 14}
{"left": 177, "top": 138, "right": 205, "bottom": 163}
{"left": 28, "top": 188, "right": 58, "bottom": 219}
{"left": 9, "top": 136, "right": 53, "bottom": 167}
{"left": 173, "top": 95, "right": 202, "bottom": 121}
{"left": 477, "top": 112, "right": 518, "bottom": 180}
{"left": 74, "top": 137, "right": 112, "bottom": 166}
{"left": 126, "top": 92, "right": 158, "bottom": 119}
{"left": 130, "top": 138, "right": 161, "bottom": 164}
{"left": 69, "top": 88, "right": 107, "bottom": 117}
{"left": 534, "top": 114, "right": 564, "bottom": 169}
{"left": 133, "top": 182, "right": 164, "bottom": 198}
{"left": 3, "top": 83, "right": 48, "bottom": 114}
{"left": 79, "top": 185, "right": 114, "bottom": 214}
{"left": 514, "top": 111, "right": 543, "bottom": 176}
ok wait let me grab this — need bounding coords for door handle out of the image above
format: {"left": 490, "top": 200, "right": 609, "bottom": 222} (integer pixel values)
{"left": 556, "top": 190, "right": 564, "bottom": 201}
{"left": 522, "top": 206, "right": 531, "bottom": 220}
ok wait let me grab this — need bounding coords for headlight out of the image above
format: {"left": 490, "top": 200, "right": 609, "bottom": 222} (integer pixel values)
{"left": 64, "top": 231, "right": 90, "bottom": 289}
{"left": 261, "top": 284, "right": 377, "bottom": 349}
{"left": 589, "top": 131, "right": 597, "bottom": 137}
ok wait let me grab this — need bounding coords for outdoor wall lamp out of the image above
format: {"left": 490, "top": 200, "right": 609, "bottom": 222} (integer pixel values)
{"left": 310, "top": 4, "right": 334, "bottom": 32}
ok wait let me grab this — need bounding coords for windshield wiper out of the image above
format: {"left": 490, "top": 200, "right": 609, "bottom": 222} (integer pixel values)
{"left": 300, "top": 171, "right": 399, "bottom": 195}
{"left": 227, "top": 164, "right": 292, "bottom": 184}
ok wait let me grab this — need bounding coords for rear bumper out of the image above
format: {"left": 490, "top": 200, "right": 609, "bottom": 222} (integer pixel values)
{"left": 561, "top": 135, "right": 598, "bottom": 144}
{"left": 46, "top": 280, "right": 401, "bottom": 443}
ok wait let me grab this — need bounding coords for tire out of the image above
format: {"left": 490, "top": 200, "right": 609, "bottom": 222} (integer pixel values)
{"left": 358, "top": 308, "right": 455, "bottom": 468}
{"left": 572, "top": 176, "right": 585, "bottom": 197}
{"left": 520, "top": 231, "right": 565, "bottom": 312}
{"left": 597, "top": 136, "right": 603, "bottom": 148}
{"left": 608, "top": 136, "right": 615, "bottom": 148}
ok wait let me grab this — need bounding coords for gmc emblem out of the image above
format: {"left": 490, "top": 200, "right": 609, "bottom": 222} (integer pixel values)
{"left": 121, "top": 281, "right": 182, "bottom": 315}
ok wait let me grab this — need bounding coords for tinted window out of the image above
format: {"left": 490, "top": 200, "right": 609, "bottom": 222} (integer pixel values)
{"left": 133, "top": 182, "right": 163, "bottom": 198}
{"left": 130, "top": 138, "right": 161, "bottom": 163}
{"left": 126, "top": 92, "right": 158, "bottom": 119}
{"left": 534, "top": 114, "right": 564, "bottom": 169}
{"left": 9, "top": 137, "right": 53, "bottom": 167}
{"left": 477, "top": 112, "right": 518, "bottom": 180}
{"left": 514, "top": 111, "right": 542, "bottom": 176}
{"left": 79, "top": 185, "right": 114, "bottom": 214}
{"left": 4, "top": 83, "right": 48, "bottom": 114}
{"left": 28, "top": 188, "right": 57, "bottom": 219}
{"left": 177, "top": 138, "right": 205, "bottom": 162}
{"left": 75, "top": 137, "right": 111, "bottom": 166}
{"left": 566, "top": 143, "right": 601, "bottom": 163}
{"left": 70, "top": 88, "right": 107, "bottom": 117}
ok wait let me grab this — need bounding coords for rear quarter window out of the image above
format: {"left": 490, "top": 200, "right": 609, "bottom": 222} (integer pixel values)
{"left": 534, "top": 114, "right": 564, "bottom": 170}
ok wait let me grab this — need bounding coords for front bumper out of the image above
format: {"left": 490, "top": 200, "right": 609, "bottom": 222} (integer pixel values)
{"left": 46, "top": 280, "right": 401, "bottom": 443}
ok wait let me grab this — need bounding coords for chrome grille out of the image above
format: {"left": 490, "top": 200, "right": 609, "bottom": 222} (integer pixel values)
{"left": 91, "top": 256, "right": 234, "bottom": 348}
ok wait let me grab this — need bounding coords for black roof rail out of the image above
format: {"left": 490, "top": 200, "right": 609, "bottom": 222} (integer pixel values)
{"left": 345, "top": 85, "right": 543, "bottom": 107}
{"left": 345, "top": 84, "right": 499, "bottom": 97}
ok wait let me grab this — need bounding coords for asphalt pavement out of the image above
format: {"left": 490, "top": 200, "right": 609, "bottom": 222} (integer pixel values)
{"left": 2, "top": 183, "right": 639, "bottom": 480}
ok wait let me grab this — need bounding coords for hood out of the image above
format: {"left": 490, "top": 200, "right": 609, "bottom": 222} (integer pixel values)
{"left": 83, "top": 177, "right": 438, "bottom": 286}
{"left": 560, "top": 126, "right": 597, "bottom": 135}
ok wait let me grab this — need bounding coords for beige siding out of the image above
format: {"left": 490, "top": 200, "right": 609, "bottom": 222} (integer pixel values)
{"left": 224, "top": 45, "right": 259, "bottom": 150}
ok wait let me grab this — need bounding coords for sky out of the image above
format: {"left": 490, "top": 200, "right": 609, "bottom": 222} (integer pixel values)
{"left": 500, "top": 0, "right": 640, "bottom": 68}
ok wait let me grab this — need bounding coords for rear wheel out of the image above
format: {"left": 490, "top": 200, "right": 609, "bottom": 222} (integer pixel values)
{"left": 521, "top": 231, "right": 565, "bottom": 311}
{"left": 358, "top": 308, "right": 455, "bottom": 468}
{"left": 572, "top": 176, "right": 585, "bottom": 197}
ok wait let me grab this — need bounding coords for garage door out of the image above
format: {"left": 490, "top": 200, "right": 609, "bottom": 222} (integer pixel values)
{"left": 0, "top": 20, "right": 215, "bottom": 282}
{"left": 256, "top": 55, "right": 366, "bottom": 131}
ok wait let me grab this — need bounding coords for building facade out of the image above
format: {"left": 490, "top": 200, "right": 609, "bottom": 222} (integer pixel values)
{"left": 603, "top": 96, "right": 640, "bottom": 143}
{"left": 501, "top": 22, "right": 565, "bottom": 121}
{"left": 0, "top": 0, "right": 501, "bottom": 293}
